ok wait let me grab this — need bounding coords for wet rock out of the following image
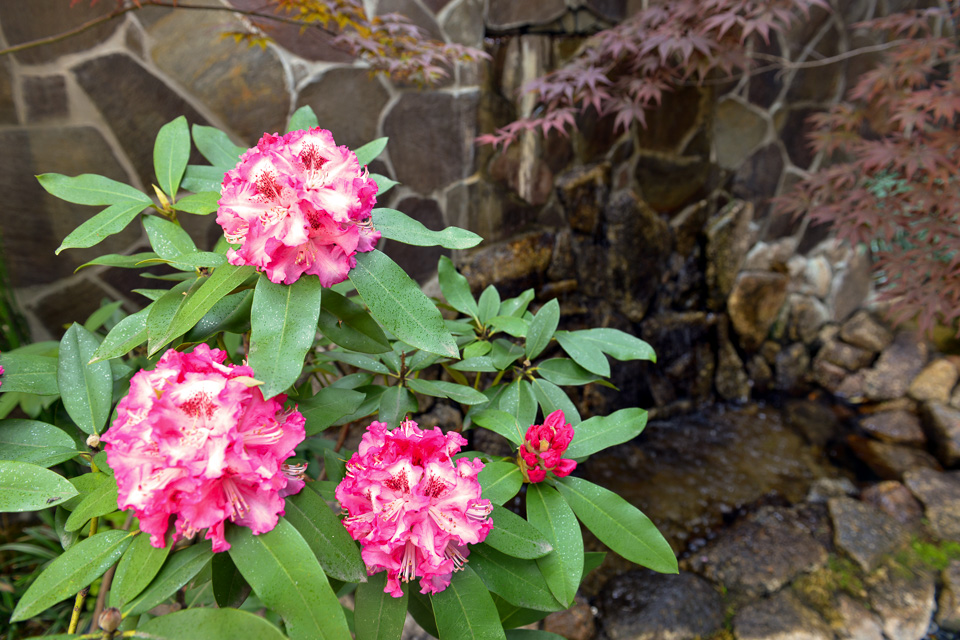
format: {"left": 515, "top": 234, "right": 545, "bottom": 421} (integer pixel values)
{"left": 728, "top": 272, "right": 790, "bottom": 351}
{"left": 860, "top": 481, "right": 924, "bottom": 526}
{"left": 785, "top": 399, "right": 839, "bottom": 448}
{"left": 713, "top": 97, "right": 767, "bottom": 170}
{"left": 440, "top": 0, "right": 484, "bottom": 46}
{"left": 868, "top": 566, "right": 936, "bottom": 640}
{"left": 297, "top": 69, "right": 390, "bottom": 151}
{"left": 787, "top": 294, "right": 830, "bottom": 345}
{"left": 489, "top": 143, "right": 554, "bottom": 206}
{"left": 903, "top": 468, "right": 960, "bottom": 540}
{"left": 0, "top": 58, "right": 16, "bottom": 125}
{"left": 829, "top": 497, "right": 909, "bottom": 572}
{"left": 716, "top": 331, "right": 750, "bottom": 403}
{"left": 0, "top": 0, "right": 121, "bottom": 65}
{"left": 860, "top": 410, "right": 926, "bottom": 447}
{"left": 836, "top": 373, "right": 867, "bottom": 403}
{"left": 801, "top": 256, "right": 833, "bottom": 300}
{"left": 847, "top": 435, "right": 942, "bottom": 481}
{"left": 774, "top": 343, "right": 810, "bottom": 393}
{"left": 742, "top": 238, "right": 796, "bottom": 272}
{"left": 543, "top": 596, "right": 595, "bottom": 640}
{"left": 22, "top": 75, "right": 68, "bottom": 122}
{"left": 811, "top": 358, "right": 848, "bottom": 394}
{"left": 733, "top": 590, "right": 833, "bottom": 640}
{"left": 863, "top": 332, "right": 929, "bottom": 402}
{"left": 486, "top": 0, "right": 566, "bottom": 29}
{"left": 600, "top": 570, "right": 723, "bottom": 640}
{"left": 806, "top": 477, "right": 857, "bottom": 504}
{"left": 689, "top": 506, "right": 827, "bottom": 597}
{"left": 706, "top": 200, "right": 753, "bottom": 309}
{"left": 840, "top": 310, "right": 893, "bottom": 354}
{"left": 733, "top": 143, "right": 785, "bottom": 222}
{"left": 556, "top": 164, "right": 610, "bottom": 234}
{"left": 458, "top": 230, "right": 553, "bottom": 293}
{"left": 816, "top": 339, "right": 874, "bottom": 371}
{"left": 832, "top": 594, "right": 884, "bottom": 640}
{"left": 920, "top": 403, "right": 960, "bottom": 467}
{"left": 747, "top": 355, "right": 774, "bottom": 393}
{"left": 908, "top": 359, "right": 958, "bottom": 403}
{"left": 634, "top": 151, "right": 710, "bottom": 213}
{"left": 938, "top": 561, "right": 960, "bottom": 632}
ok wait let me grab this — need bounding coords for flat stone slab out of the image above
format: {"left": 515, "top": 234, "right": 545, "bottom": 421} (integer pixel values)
{"left": 938, "top": 561, "right": 960, "bottom": 632}
{"left": 733, "top": 590, "right": 833, "bottom": 640}
{"left": 903, "top": 468, "right": 960, "bottom": 540}
{"left": 921, "top": 402, "right": 960, "bottom": 466}
{"left": 868, "top": 565, "right": 936, "bottom": 640}
{"left": 860, "top": 409, "right": 926, "bottom": 447}
{"left": 828, "top": 497, "right": 909, "bottom": 572}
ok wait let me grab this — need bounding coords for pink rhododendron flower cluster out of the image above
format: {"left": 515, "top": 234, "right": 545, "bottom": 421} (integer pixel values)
{"left": 335, "top": 419, "right": 493, "bottom": 597}
{"left": 216, "top": 127, "right": 379, "bottom": 286}
{"left": 518, "top": 410, "right": 577, "bottom": 483}
{"left": 102, "top": 345, "right": 306, "bottom": 552}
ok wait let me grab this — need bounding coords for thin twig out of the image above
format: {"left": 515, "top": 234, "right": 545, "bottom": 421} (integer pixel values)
{"left": 67, "top": 516, "right": 100, "bottom": 634}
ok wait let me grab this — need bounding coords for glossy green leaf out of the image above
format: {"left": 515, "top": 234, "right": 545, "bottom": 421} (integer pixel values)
{"left": 370, "top": 173, "right": 398, "bottom": 196}
{"left": 484, "top": 506, "right": 552, "bottom": 559}
{"left": 287, "top": 105, "right": 320, "bottom": 133}
{"left": 535, "top": 358, "right": 602, "bottom": 386}
{"left": 583, "top": 551, "right": 606, "bottom": 575}
{"left": 564, "top": 408, "right": 648, "bottom": 458}
{"left": 138, "top": 607, "right": 287, "bottom": 640}
{"left": 76, "top": 251, "right": 158, "bottom": 271}
{"left": 464, "top": 341, "right": 492, "bottom": 359}
{"left": 56, "top": 202, "right": 146, "bottom": 254}
{"left": 468, "top": 544, "right": 561, "bottom": 612}
{"left": 0, "top": 419, "right": 77, "bottom": 468}
{"left": 193, "top": 124, "right": 246, "bottom": 168}
{"left": 0, "top": 461, "right": 77, "bottom": 512}
{"left": 373, "top": 208, "right": 482, "bottom": 249}
{"left": 58, "top": 323, "right": 112, "bottom": 434}
{"left": 91, "top": 307, "right": 149, "bottom": 362}
{"left": 355, "top": 571, "right": 408, "bottom": 640}
{"left": 525, "top": 299, "right": 559, "bottom": 360}
{"left": 321, "top": 350, "right": 391, "bottom": 375}
{"left": 489, "top": 316, "right": 528, "bottom": 338}
{"left": 408, "top": 589, "right": 440, "bottom": 638}
{"left": 227, "top": 519, "right": 352, "bottom": 640}
{"left": 378, "top": 385, "right": 417, "bottom": 427}
{"left": 184, "top": 289, "right": 253, "bottom": 342}
{"left": 174, "top": 191, "right": 221, "bottom": 215}
{"left": 212, "top": 552, "right": 251, "bottom": 609}
{"left": 37, "top": 173, "right": 152, "bottom": 206}
{"left": 438, "top": 255, "right": 478, "bottom": 319}
{"left": 578, "top": 328, "right": 656, "bottom": 362}
{"left": 333, "top": 385, "right": 384, "bottom": 426}
{"left": 500, "top": 381, "right": 537, "bottom": 429}
{"left": 493, "top": 595, "right": 551, "bottom": 630}
{"left": 83, "top": 301, "right": 124, "bottom": 332}
{"left": 353, "top": 137, "right": 387, "bottom": 166}
{"left": 54, "top": 507, "right": 79, "bottom": 550}
{"left": 490, "top": 339, "right": 525, "bottom": 371}
{"left": 10, "top": 529, "right": 132, "bottom": 621}
{"left": 0, "top": 353, "right": 58, "bottom": 395}
{"left": 146, "top": 278, "right": 201, "bottom": 355}
{"left": 249, "top": 274, "right": 323, "bottom": 399}
{"left": 318, "top": 288, "right": 391, "bottom": 354}
{"left": 124, "top": 541, "right": 213, "bottom": 616}
{"left": 299, "top": 387, "right": 365, "bottom": 436}
{"left": 350, "top": 250, "right": 458, "bottom": 358}
{"left": 478, "top": 461, "right": 523, "bottom": 505}
{"left": 284, "top": 484, "right": 366, "bottom": 583}
{"left": 555, "top": 476, "right": 677, "bottom": 574}
{"left": 154, "top": 115, "right": 190, "bottom": 197}
{"left": 63, "top": 472, "right": 108, "bottom": 511}
{"left": 478, "top": 286, "right": 500, "bottom": 325}
{"left": 143, "top": 215, "right": 199, "bottom": 262}
{"left": 406, "top": 378, "right": 488, "bottom": 405}
{"left": 432, "top": 565, "right": 506, "bottom": 640}
{"left": 530, "top": 377, "right": 580, "bottom": 427}
{"left": 323, "top": 448, "right": 347, "bottom": 485}
{"left": 472, "top": 410, "right": 523, "bottom": 445}
{"left": 110, "top": 532, "right": 171, "bottom": 608}
{"left": 499, "top": 289, "right": 535, "bottom": 318}
{"left": 553, "top": 331, "right": 609, "bottom": 377}
{"left": 182, "top": 164, "right": 226, "bottom": 193}
{"left": 527, "top": 484, "right": 582, "bottom": 607}
{"left": 505, "top": 630, "right": 567, "bottom": 640}
{"left": 64, "top": 475, "right": 118, "bottom": 531}
{"left": 450, "top": 356, "right": 498, "bottom": 372}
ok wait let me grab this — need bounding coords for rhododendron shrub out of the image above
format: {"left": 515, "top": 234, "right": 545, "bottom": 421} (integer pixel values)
{"left": 1, "top": 107, "right": 673, "bottom": 640}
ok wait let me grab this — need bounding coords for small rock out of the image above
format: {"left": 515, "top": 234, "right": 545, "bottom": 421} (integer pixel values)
{"left": 803, "top": 255, "right": 833, "bottom": 300}
{"left": 775, "top": 343, "right": 811, "bottom": 393}
{"left": 733, "top": 590, "right": 833, "bottom": 640}
{"left": 860, "top": 410, "right": 926, "bottom": 447}
{"left": 860, "top": 481, "right": 924, "bottom": 526}
{"left": 716, "top": 334, "right": 751, "bottom": 403}
{"left": 847, "top": 435, "right": 942, "bottom": 481}
{"left": 950, "top": 384, "right": 960, "bottom": 410}
{"left": 706, "top": 200, "right": 753, "bottom": 309}
{"left": 920, "top": 402, "right": 960, "bottom": 466}
{"left": 543, "top": 596, "right": 595, "bottom": 640}
{"left": 908, "top": 358, "right": 958, "bottom": 403}
{"left": 728, "top": 271, "right": 790, "bottom": 351}
{"left": 806, "top": 477, "right": 857, "bottom": 503}
{"left": 863, "top": 332, "right": 929, "bottom": 401}
{"left": 458, "top": 230, "right": 554, "bottom": 293}
{"left": 833, "top": 593, "right": 885, "bottom": 640}
{"left": 816, "top": 339, "right": 875, "bottom": 371}
{"left": 868, "top": 565, "right": 936, "bottom": 640}
{"left": 785, "top": 399, "right": 840, "bottom": 448}
{"left": 840, "top": 311, "right": 894, "bottom": 353}
{"left": 937, "top": 561, "right": 960, "bottom": 632}
{"left": 761, "top": 340, "right": 782, "bottom": 365}
{"left": 903, "top": 468, "right": 960, "bottom": 540}
{"left": 829, "top": 248, "right": 874, "bottom": 322}
{"left": 787, "top": 294, "right": 831, "bottom": 345}
{"left": 747, "top": 355, "right": 773, "bottom": 392}
{"left": 829, "top": 497, "right": 910, "bottom": 572}
{"left": 836, "top": 373, "right": 867, "bottom": 402}
{"left": 811, "top": 357, "right": 849, "bottom": 394}
{"left": 742, "top": 238, "right": 797, "bottom": 272}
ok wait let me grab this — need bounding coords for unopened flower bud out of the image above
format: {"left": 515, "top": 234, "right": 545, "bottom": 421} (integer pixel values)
{"left": 98, "top": 607, "right": 122, "bottom": 633}
{"left": 86, "top": 434, "right": 101, "bottom": 449}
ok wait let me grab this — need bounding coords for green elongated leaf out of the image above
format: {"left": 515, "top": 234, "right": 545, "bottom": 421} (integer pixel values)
{"left": 56, "top": 202, "right": 146, "bottom": 254}
{"left": 525, "top": 299, "right": 559, "bottom": 360}
{"left": 227, "top": 519, "right": 352, "bottom": 640}
{"left": 318, "top": 288, "right": 390, "bottom": 354}
{"left": 182, "top": 164, "right": 226, "bottom": 193}
{"left": 450, "top": 356, "right": 497, "bottom": 372}
{"left": 355, "top": 571, "right": 408, "bottom": 640}
{"left": 468, "top": 544, "right": 561, "bottom": 612}
{"left": 353, "top": 137, "right": 387, "bottom": 166}
{"left": 583, "top": 551, "right": 606, "bottom": 575}
{"left": 146, "top": 278, "right": 201, "bottom": 355}
{"left": 77, "top": 251, "right": 158, "bottom": 271}
{"left": 553, "top": 331, "right": 609, "bottom": 377}
{"left": 464, "top": 341, "right": 492, "bottom": 359}
{"left": 500, "top": 289, "right": 535, "bottom": 318}
{"left": 485, "top": 506, "right": 552, "bottom": 559}
{"left": 91, "top": 307, "right": 149, "bottom": 362}
{"left": 350, "top": 250, "right": 458, "bottom": 358}
{"left": 323, "top": 448, "right": 347, "bottom": 485}
{"left": 0, "top": 353, "right": 58, "bottom": 395}
{"left": 490, "top": 339, "right": 525, "bottom": 371}
{"left": 409, "top": 350, "right": 441, "bottom": 372}
{"left": 333, "top": 385, "right": 384, "bottom": 426}
{"left": 143, "top": 214, "right": 199, "bottom": 261}
{"left": 84, "top": 301, "right": 124, "bottom": 332}
{"left": 378, "top": 385, "right": 417, "bottom": 427}
{"left": 530, "top": 377, "right": 580, "bottom": 427}
{"left": 284, "top": 485, "right": 366, "bottom": 583}
{"left": 371, "top": 173, "right": 398, "bottom": 196}
{"left": 432, "top": 565, "right": 506, "bottom": 640}
{"left": 478, "top": 461, "right": 523, "bottom": 506}
{"left": 579, "top": 328, "right": 656, "bottom": 362}
{"left": 478, "top": 286, "right": 501, "bottom": 325}
{"left": 372, "top": 208, "right": 482, "bottom": 250}
{"left": 535, "top": 358, "right": 602, "bottom": 386}
{"left": 37, "top": 173, "right": 152, "bottom": 206}
{"left": 64, "top": 476, "right": 117, "bottom": 531}
{"left": 321, "top": 350, "right": 391, "bottom": 375}
{"left": 184, "top": 289, "right": 253, "bottom": 343}
{"left": 110, "top": 532, "right": 172, "bottom": 608}
{"left": 154, "top": 115, "right": 190, "bottom": 197}
{"left": 0, "top": 419, "right": 77, "bottom": 468}
{"left": 58, "top": 323, "right": 112, "bottom": 434}
{"left": 493, "top": 595, "right": 551, "bottom": 630}
{"left": 299, "top": 387, "right": 365, "bottom": 436}
{"left": 193, "top": 124, "right": 246, "bottom": 168}
{"left": 555, "top": 476, "right": 677, "bottom": 574}
{"left": 11, "top": 529, "right": 133, "bottom": 621}
{"left": 408, "top": 589, "right": 440, "bottom": 638}
{"left": 174, "top": 191, "right": 221, "bottom": 215}
{"left": 472, "top": 410, "right": 524, "bottom": 445}
{"left": 500, "top": 381, "right": 537, "bottom": 429}
{"left": 287, "top": 105, "right": 320, "bottom": 133}
{"left": 138, "top": 607, "right": 287, "bottom": 640}
{"left": 54, "top": 507, "right": 79, "bottom": 550}
{"left": 489, "top": 316, "right": 528, "bottom": 338}
{"left": 406, "top": 378, "right": 489, "bottom": 405}
{"left": 505, "top": 630, "right": 567, "bottom": 640}
{"left": 0, "top": 461, "right": 77, "bottom": 511}
{"left": 527, "top": 484, "right": 582, "bottom": 607}
{"left": 249, "top": 274, "right": 323, "bottom": 399}
{"left": 212, "top": 552, "right": 251, "bottom": 609}
{"left": 124, "top": 541, "right": 213, "bottom": 616}
{"left": 564, "top": 408, "right": 648, "bottom": 459}
{"left": 63, "top": 472, "right": 108, "bottom": 511}
{"left": 159, "top": 250, "right": 226, "bottom": 270}
{"left": 438, "top": 256, "right": 478, "bottom": 319}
